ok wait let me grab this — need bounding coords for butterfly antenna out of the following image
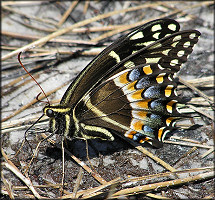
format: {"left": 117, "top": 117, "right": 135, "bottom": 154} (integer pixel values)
{"left": 18, "top": 51, "right": 50, "bottom": 105}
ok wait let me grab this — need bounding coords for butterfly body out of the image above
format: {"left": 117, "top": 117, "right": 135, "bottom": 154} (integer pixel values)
{"left": 43, "top": 18, "right": 200, "bottom": 148}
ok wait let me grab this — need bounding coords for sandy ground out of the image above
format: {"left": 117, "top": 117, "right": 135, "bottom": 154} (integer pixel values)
{"left": 1, "top": 1, "right": 214, "bottom": 199}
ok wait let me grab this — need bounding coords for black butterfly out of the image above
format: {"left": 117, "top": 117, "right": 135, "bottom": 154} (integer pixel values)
{"left": 43, "top": 18, "right": 200, "bottom": 148}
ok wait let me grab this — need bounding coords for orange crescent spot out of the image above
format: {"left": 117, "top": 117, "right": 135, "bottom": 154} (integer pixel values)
{"left": 126, "top": 131, "right": 136, "bottom": 139}
{"left": 139, "top": 137, "right": 150, "bottom": 143}
{"left": 166, "top": 104, "right": 173, "bottom": 113}
{"left": 126, "top": 80, "right": 137, "bottom": 91}
{"left": 127, "top": 134, "right": 134, "bottom": 139}
{"left": 119, "top": 72, "right": 129, "bottom": 84}
{"left": 133, "top": 121, "right": 144, "bottom": 131}
{"left": 137, "top": 111, "right": 147, "bottom": 118}
{"left": 137, "top": 99, "right": 151, "bottom": 109}
{"left": 139, "top": 139, "right": 145, "bottom": 143}
{"left": 131, "top": 89, "right": 144, "bottom": 100}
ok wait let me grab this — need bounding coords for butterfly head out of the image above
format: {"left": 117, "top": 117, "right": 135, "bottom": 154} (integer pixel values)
{"left": 43, "top": 105, "right": 75, "bottom": 137}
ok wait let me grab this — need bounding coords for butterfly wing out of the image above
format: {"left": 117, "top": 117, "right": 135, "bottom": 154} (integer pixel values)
{"left": 60, "top": 19, "right": 181, "bottom": 106}
{"left": 44, "top": 18, "right": 200, "bottom": 147}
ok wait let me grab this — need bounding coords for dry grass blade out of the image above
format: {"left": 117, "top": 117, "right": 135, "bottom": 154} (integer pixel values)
{"left": 2, "top": 5, "right": 57, "bottom": 26}
{"left": 2, "top": 161, "right": 42, "bottom": 199}
{"left": 3, "top": 73, "right": 40, "bottom": 93}
{"left": 164, "top": 140, "right": 213, "bottom": 149}
{"left": 1, "top": 173, "right": 15, "bottom": 199}
{"left": 2, "top": 1, "right": 43, "bottom": 6}
{"left": 178, "top": 76, "right": 213, "bottom": 88}
{"left": 146, "top": 193, "right": 172, "bottom": 199}
{"left": 57, "top": 1, "right": 79, "bottom": 27}
{"left": 135, "top": 145, "right": 176, "bottom": 172}
{"left": 83, "top": 1, "right": 90, "bottom": 14}
{"left": 179, "top": 77, "right": 214, "bottom": 105}
{"left": 202, "top": 194, "right": 215, "bottom": 199}
{"left": 62, "top": 177, "right": 121, "bottom": 199}
{"left": 119, "top": 166, "right": 214, "bottom": 184}
{"left": 2, "top": 31, "right": 98, "bottom": 45}
{"left": 2, "top": 80, "right": 70, "bottom": 122}
{"left": 189, "top": 96, "right": 213, "bottom": 106}
{"left": 200, "top": 147, "right": 214, "bottom": 158}
{"left": 72, "top": 168, "right": 84, "bottom": 198}
{"left": 115, "top": 133, "right": 177, "bottom": 172}
{"left": 2, "top": 2, "right": 164, "bottom": 61}
{"left": 187, "top": 104, "right": 214, "bottom": 121}
{"left": 110, "top": 171, "right": 214, "bottom": 198}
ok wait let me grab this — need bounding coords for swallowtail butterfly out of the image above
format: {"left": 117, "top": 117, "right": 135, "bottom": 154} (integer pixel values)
{"left": 43, "top": 18, "right": 200, "bottom": 148}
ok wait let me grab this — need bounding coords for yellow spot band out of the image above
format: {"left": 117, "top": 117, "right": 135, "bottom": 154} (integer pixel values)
{"left": 143, "top": 65, "right": 153, "bottom": 75}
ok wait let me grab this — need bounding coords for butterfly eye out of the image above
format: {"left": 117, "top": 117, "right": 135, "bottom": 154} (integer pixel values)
{"left": 46, "top": 109, "right": 54, "bottom": 117}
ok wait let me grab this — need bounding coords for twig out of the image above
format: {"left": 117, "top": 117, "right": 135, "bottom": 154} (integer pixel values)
{"left": 178, "top": 77, "right": 214, "bottom": 105}
{"left": 110, "top": 171, "right": 214, "bottom": 198}
{"left": 83, "top": 1, "right": 90, "bottom": 14}
{"left": 2, "top": 30, "right": 98, "bottom": 46}
{"left": 146, "top": 193, "right": 171, "bottom": 199}
{"left": 178, "top": 76, "right": 213, "bottom": 88}
{"left": 113, "top": 132, "right": 177, "bottom": 172}
{"left": 135, "top": 145, "right": 177, "bottom": 172}
{"left": 62, "top": 177, "right": 121, "bottom": 199}
{"left": 200, "top": 147, "right": 214, "bottom": 158}
{"left": 1, "top": 172, "right": 15, "bottom": 199}
{"left": 2, "top": 1, "right": 43, "bottom": 6}
{"left": 57, "top": 1, "right": 79, "bottom": 27}
{"left": 72, "top": 168, "right": 84, "bottom": 198}
{"left": 187, "top": 104, "right": 214, "bottom": 121}
{"left": 119, "top": 166, "right": 214, "bottom": 184}
{"left": 164, "top": 140, "right": 213, "bottom": 149}
{"left": 2, "top": 161, "right": 42, "bottom": 199}
{"left": 2, "top": 5, "right": 57, "bottom": 26}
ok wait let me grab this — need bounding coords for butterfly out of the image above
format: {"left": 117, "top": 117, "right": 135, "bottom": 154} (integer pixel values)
{"left": 43, "top": 18, "right": 200, "bottom": 148}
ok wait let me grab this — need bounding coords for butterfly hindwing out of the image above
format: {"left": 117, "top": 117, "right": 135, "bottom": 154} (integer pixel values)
{"left": 77, "top": 63, "right": 182, "bottom": 147}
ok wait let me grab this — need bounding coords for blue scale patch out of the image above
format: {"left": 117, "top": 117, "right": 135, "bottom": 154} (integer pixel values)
{"left": 143, "top": 125, "right": 154, "bottom": 134}
{"left": 135, "top": 76, "right": 150, "bottom": 89}
{"left": 133, "top": 133, "right": 144, "bottom": 141}
{"left": 150, "top": 114, "right": 161, "bottom": 119}
{"left": 150, "top": 99, "right": 163, "bottom": 110}
{"left": 144, "top": 86, "right": 160, "bottom": 98}
{"left": 128, "top": 68, "right": 141, "bottom": 82}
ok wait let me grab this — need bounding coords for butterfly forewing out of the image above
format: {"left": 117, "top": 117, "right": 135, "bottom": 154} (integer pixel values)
{"left": 60, "top": 19, "right": 181, "bottom": 106}
{"left": 44, "top": 18, "right": 200, "bottom": 147}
